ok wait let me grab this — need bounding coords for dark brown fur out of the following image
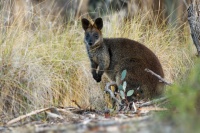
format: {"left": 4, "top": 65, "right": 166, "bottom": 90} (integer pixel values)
{"left": 81, "top": 18, "right": 164, "bottom": 100}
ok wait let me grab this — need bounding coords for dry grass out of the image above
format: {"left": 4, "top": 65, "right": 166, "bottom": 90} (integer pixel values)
{"left": 0, "top": 17, "right": 105, "bottom": 122}
{"left": 0, "top": 8, "right": 195, "bottom": 122}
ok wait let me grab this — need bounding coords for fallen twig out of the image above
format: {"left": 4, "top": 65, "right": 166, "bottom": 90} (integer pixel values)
{"left": 132, "top": 102, "right": 137, "bottom": 112}
{"left": 46, "top": 111, "right": 63, "bottom": 120}
{"left": 145, "top": 68, "right": 172, "bottom": 85}
{"left": 138, "top": 97, "right": 168, "bottom": 108}
{"left": 71, "top": 100, "right": 82, "bottom": 109}
{"left": 139, "top": 107, "right": 167, "bottom": 111}
{"left": 6, "top": 107, "right": 54, "bottom": 126}
{"left": 104, "top": 82, "right": 123, "bottom": 106}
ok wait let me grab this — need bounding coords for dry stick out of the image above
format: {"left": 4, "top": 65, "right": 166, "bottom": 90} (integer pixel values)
{"left": 6, "top": 107, "right": 54, "bottom": 126}
{"left": 138, "top": 97, "right": 168, "bottom": 108}
{"left": 145, "top": 68, "right": 172, "bottom": 85}
{"left": 71, "top": 100, "right": 82, "bottom": 109}
{"left": 104, "top": 82, "right": 123, "bottom": 106}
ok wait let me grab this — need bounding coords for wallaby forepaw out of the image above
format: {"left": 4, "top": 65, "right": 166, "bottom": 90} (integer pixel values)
{"left": 95, "top": 78, "right": 101, "bottom": 82}
{"left": 93, "top": 75, "right": 101, "bottom": 82}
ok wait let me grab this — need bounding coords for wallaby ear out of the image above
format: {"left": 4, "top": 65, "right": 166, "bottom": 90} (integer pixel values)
{"left": 81, "top": 18, "right": 90, "bottom": 31}
{"left": 94, "top": 18, "right": 103, "bottom": 30}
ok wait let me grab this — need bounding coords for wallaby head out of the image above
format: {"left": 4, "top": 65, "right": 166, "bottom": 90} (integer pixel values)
{"left": 81, "top": 18, "right": 103, "bottom": 49}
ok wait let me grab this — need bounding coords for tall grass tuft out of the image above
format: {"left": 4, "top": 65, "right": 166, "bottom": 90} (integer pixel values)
{"left": 0, "top": 12, "right": 105, "bottom": 122}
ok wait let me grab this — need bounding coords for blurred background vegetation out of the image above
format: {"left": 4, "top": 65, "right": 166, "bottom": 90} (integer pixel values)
{"left": 0, "top": 0, "right": 199, "bottom": 131}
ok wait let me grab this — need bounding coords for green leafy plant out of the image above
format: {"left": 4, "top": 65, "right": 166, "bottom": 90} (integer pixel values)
{"left": 118, "top": 70, "right": 134, "bottom": 102}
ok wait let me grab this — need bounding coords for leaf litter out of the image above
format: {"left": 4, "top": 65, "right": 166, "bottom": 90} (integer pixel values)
{"left": 0, "top": 97, "right": 168, "bottom": 133}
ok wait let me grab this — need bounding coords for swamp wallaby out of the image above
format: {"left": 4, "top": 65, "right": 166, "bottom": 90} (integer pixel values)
{"left": 81, "top": 17, "right": 164, "bottom": 100}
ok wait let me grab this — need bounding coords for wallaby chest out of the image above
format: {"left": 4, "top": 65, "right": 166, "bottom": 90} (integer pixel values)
{"left": 91, "top": 54, "right": 98, "bottom": 64}
{"left": 88, "top": 45, "right": 109, "bottom": 64}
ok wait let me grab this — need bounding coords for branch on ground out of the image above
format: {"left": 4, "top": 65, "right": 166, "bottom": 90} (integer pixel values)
{"left": 138, "top": 97, "right": 168, "bottom": 108}
{"left": 145, "top": 68, "right": 172, "bottom": 85}
{"left": 6, "top": 107, "right": 55, "bottom": 126}
{"left": 104, "top": 82, "right": 123, "bottom": 106}
{"left": 71, "top": 100, "right": 81, "bottom": 109}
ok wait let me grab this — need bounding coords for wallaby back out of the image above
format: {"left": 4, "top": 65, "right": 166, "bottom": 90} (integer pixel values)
{"left": 81, "top": 17, "right": 164, "bottom": 100}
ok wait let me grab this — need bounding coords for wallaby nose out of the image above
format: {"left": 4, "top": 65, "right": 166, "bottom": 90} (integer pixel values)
{"left": 88, "top": 42, "right": 93, "bottom": 46}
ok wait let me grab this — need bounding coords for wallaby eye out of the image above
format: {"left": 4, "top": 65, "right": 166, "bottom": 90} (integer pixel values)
{"left": 93, "top": 33, "right": 99, "bottom": 39}
{"left": 85, "top": 33, "right": 90, "bottom": 39}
